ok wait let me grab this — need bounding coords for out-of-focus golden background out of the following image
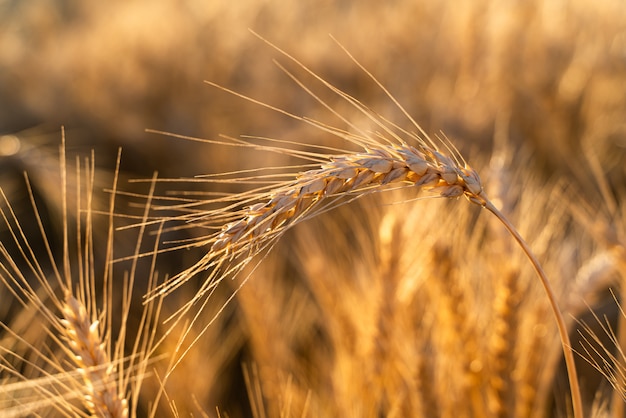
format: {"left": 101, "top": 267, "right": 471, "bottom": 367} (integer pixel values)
{"left": 1, "top": 0, "right": 626, "bottom": 417}
{"left": 2, "top": 0, "right": 625, "bottom": 179}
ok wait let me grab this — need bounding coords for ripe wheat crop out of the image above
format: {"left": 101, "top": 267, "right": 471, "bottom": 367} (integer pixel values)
{"left": 2, "top": 3, "right": 626, "bottom": 415}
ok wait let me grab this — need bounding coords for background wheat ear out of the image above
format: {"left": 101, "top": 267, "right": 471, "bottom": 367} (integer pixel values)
{"left": 0, "top": 131, "right": 170, "bottom": 417}
{"left": 477, "top": 198, "right": 584, "bottom": 417}
{"left": 60, "top": 294, "right": 129, "bottom": 418}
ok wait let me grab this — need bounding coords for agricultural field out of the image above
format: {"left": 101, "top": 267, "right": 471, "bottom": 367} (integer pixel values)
{"left": 1, "top": 1, "right": 626, "bottom": 417}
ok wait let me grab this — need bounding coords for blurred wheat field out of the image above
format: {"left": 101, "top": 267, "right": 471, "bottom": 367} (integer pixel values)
{"left": 1, "top": 0, "right": 626, "bottom": 417}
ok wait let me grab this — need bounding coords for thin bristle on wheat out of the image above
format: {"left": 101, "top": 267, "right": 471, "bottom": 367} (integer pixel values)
{"left": 60, "top": 295, "right": 129, "bottom": 418}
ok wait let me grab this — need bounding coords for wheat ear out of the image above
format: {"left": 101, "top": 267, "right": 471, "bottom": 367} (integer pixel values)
{"left": 0, "top": 133, "right": 168, "bottom": 416}
{"left": 148, "top": 33, "right": 583, "bottom": 418}
{"left": 149, "top": 112, "right": 483, "bottom": 305}
{"left": 211, "top": 142, "right": 483, "bottom": 253}
{"left": 487, "top": 270, "right": 520, "bottom": 417}
{"left": 60, "top": 295, "right": 129, "bottom": 418}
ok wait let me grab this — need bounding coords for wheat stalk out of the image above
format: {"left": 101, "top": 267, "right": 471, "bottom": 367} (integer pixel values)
{"left": 146, "top": 32, "right": 583, "bottom": 418}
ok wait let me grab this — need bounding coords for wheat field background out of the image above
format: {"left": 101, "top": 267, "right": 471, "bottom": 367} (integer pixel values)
{"left": 1, "top": 0, "right": 626, "bottom": 417}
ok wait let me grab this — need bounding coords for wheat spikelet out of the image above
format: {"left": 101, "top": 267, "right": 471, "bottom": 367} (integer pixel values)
{"left": 60, "top": 295, "right": 129, "bottom": 418}
{"left": 372, "top": 212, "right": 411, "bottom": 415}
{"left": 425, "top": 242, "right": 487, "bottom": 417}
{"left": 487, "top": 270, "right": 521, "bottom": 417}
{"left": 515, "top": 320, "right": 549, "bottom": 417}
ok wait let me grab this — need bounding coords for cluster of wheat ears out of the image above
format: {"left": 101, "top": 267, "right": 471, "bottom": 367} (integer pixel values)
{"left": 1, "top": 34, "right": 626, "bottom": 417}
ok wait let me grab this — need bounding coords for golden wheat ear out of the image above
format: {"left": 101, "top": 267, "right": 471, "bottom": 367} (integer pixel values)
{"left": 144, "top": 33, "right": 583, "bottom": 417}
{"left": 0, "top": 131, "right": 168, "bottom": 417}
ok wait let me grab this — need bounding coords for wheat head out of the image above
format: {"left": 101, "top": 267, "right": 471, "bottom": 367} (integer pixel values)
{"left": 149, "top": 45, "right": 485, "bottom": 306}
{"left": 146, "top": 33, "right": 583, "bottom": 418}
{"left": 60, "top": 295, "right": 129, "bottom": 418}
{"left": 0, "top": 135, "right": 169, "bottom": 417}
{"left": 211, "top": 142, "right": 484, "bottom": 254}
